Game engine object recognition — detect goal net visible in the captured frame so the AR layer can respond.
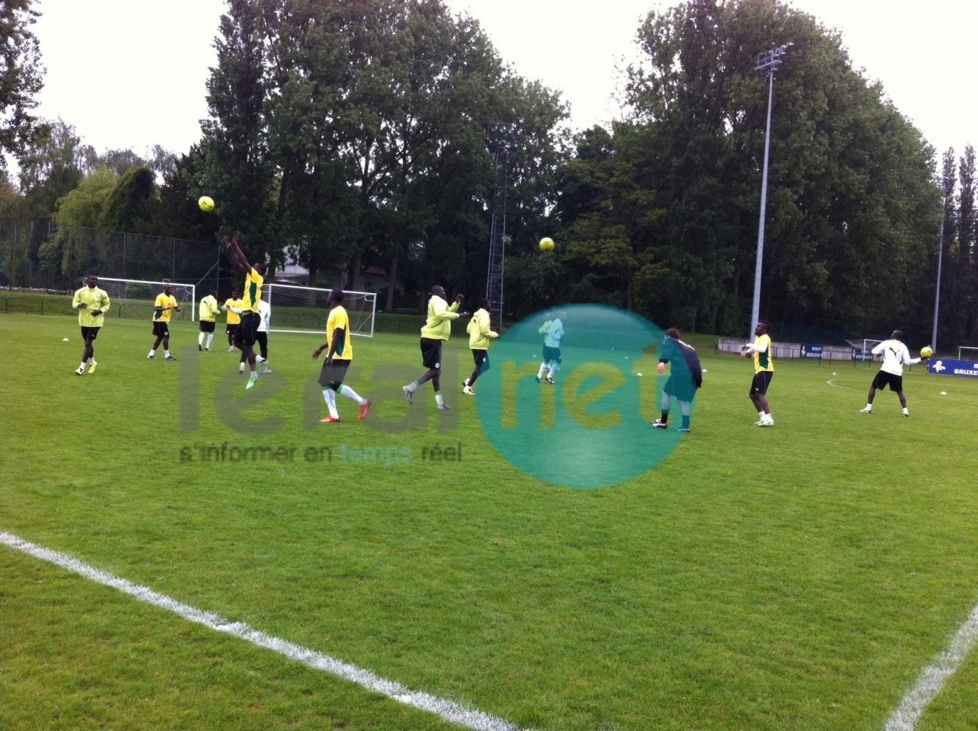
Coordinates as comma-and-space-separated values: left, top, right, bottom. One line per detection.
264, 283, 376, 337
97, 277, 196, 322
845, 338, 882, 363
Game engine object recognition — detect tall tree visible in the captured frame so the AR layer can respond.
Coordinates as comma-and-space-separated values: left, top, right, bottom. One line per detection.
622, 0, 938, 334
0, 0, 46, 170
38, 167, 117, 286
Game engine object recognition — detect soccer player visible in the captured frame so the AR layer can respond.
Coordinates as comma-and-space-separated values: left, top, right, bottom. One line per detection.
536, 312, 565, 384
463, 298, 498, 395
147, 283, 181, 361
256, 298, 271, 373
650, 328, 702, 432
225, 232, 267, 390
860, 330, 926, 417
240, 297, 272, 374
742, 320, 774, 426
223, 289, 241, 352
313, 289, 370, 423
197, 290, 220, 351
71, 275, 110, 375
403, 285, 469, 410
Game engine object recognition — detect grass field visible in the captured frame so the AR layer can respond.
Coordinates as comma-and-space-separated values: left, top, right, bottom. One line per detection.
2, 311, 978, 731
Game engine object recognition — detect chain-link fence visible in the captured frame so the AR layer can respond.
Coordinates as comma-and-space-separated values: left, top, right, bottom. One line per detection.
0, 220, 227, 297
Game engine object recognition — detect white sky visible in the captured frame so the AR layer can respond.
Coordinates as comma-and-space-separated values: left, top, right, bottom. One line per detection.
30, 0, 978, 161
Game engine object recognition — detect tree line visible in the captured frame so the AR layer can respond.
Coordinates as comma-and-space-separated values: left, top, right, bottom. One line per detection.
2, 0, 976, 348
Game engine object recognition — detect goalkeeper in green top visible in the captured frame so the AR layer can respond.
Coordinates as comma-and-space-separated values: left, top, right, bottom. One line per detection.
71, 275, 111, 375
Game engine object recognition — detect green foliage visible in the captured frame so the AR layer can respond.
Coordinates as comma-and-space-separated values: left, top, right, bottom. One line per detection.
0, 0, 47, 170
39, 167, 118, 284
200, 0, 568, 303
98, 165, 158, 235
619, 0, 939, 334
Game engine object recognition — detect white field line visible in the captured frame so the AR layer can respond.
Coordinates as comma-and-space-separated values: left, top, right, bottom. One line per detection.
883, 600, 978, 731
0, 531, 524, 731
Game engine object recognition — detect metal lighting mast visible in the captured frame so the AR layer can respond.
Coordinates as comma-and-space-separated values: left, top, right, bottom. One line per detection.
486, 123, 518, 331
750, 43, 792, 336
932, 173, 952, 350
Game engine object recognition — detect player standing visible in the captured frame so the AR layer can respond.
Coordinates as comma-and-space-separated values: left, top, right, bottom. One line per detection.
223, 289, 241, 352
313, 289, 370, 422
860, 330, 925, 417
743, 320, 774, 426
197, 290, 220, 351
72, 275, 110, 375
147, 283, 181, 361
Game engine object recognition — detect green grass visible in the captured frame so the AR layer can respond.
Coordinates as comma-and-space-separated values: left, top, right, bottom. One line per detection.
2, 312, 978, 730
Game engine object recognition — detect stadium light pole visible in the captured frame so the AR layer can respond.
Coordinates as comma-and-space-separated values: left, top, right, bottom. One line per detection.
750, 43, 792, 336
931, 174, 951, 351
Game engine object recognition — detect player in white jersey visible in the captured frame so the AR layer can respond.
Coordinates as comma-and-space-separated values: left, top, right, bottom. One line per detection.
860, 330, 928, 417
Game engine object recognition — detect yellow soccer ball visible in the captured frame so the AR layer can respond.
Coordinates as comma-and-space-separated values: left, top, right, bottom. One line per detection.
920, 346, 933, 358
539, 237, 555, 252
198, 195, 215, 213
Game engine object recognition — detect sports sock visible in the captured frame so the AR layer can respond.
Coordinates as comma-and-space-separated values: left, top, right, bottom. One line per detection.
660, 410, 669, 423
206, 333, 214, 349
435, 392, 445, 406
198, 333, 205, 346
340, 384, 366, 405
148, 349, 155, 357
323, 388, 339, 419
681, 415, 691, 429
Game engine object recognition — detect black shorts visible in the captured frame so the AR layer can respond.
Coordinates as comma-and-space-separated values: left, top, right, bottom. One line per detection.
81, 326, 100, 342
664, 374, 697, 403
872, 370, 903, 392
226, 323, 239, 337
318, 359, 350, 390
420, 337, 443, 370
750, 371, 774, 396
472, 349, 489, 368
542, 345, 562, 364
152, 321, 169, 338
199, 320, 216, 333
235, 313, 259, 347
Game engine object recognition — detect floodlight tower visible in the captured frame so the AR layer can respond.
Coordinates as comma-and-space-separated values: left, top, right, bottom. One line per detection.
486, 122, 519, 331
750, 43, 792, 336
931, 173, 953, 350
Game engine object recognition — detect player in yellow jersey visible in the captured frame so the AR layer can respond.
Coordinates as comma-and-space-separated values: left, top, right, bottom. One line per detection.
197, 290, 220, 351
222, 289, 241, 352
742, 320, 775, 427
402, 284, 469, 410
147, 284, 181, 360
463, 298, 498, 395
312, 289, 371, 422
225, 232, 268, 389
71, 275, 110, 375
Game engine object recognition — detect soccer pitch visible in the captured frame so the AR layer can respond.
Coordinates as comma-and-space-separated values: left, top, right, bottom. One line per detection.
3, 313, 978, 731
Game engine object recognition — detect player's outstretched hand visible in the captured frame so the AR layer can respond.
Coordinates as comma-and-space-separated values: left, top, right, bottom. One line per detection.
455, 294, 465, 303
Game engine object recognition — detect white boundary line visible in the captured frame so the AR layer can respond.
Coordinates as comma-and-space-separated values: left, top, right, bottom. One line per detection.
883, 601, 978, 730
0, 532, 524, 731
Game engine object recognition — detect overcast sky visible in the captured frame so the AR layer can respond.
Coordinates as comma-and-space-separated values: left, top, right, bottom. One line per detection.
30, 0, 977, 161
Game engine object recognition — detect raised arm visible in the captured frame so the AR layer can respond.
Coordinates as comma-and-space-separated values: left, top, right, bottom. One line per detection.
224, 232, 251, 274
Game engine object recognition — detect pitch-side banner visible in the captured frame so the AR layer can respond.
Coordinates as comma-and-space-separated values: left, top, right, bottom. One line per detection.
928, 359, 978, 377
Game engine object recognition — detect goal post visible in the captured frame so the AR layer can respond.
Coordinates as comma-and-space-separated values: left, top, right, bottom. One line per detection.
845, 338, 882, 365
264, 283, 376, 337
97, 277, 196, 322
957, 346, 978, 360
